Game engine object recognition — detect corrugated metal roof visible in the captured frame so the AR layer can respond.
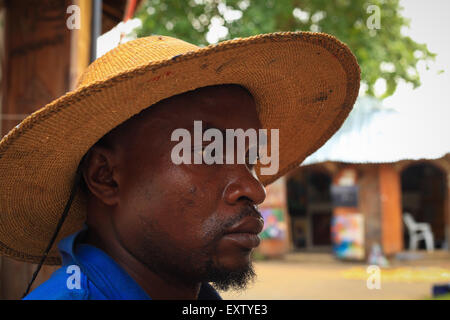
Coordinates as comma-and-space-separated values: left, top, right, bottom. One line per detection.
303, 96, 450, 165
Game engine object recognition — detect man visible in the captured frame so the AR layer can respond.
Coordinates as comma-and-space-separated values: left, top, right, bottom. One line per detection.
0, 32, 360, 300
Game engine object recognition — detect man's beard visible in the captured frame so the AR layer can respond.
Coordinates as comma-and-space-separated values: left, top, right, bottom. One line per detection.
131, 230, 257, 292
132, 206, 259, 292
204, 256, 256, 292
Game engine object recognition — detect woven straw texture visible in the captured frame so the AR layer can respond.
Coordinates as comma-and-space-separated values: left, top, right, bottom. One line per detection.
0, 32, 360, 265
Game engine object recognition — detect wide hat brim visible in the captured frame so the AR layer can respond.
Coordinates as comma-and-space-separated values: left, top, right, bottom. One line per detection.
0, 32, 360, 265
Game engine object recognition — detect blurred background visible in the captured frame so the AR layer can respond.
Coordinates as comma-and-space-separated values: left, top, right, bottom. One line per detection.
0, 0, 449, 299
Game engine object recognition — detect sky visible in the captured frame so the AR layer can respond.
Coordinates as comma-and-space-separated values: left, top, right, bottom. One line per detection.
305, 0, 450, 164
367, 0, 450, 161
384, 0, 450, 119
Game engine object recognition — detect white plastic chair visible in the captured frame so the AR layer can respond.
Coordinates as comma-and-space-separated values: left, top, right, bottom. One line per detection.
403, 212, 434, 251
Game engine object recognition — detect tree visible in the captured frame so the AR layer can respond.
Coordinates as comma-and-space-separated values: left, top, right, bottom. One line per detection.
135, 0, 435, 98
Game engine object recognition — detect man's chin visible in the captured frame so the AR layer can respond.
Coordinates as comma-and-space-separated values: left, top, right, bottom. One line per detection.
205, 259, 256, 292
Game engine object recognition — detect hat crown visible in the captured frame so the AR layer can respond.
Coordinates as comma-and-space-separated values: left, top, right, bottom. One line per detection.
77, 35, 199, 88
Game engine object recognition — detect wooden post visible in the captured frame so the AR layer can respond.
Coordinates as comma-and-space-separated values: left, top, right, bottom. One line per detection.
379, 164, 403, 255
358, 165, 382, 260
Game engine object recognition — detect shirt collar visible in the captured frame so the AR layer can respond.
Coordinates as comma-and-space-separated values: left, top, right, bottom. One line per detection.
58, 225, 151, 299
57, 226, 221, 300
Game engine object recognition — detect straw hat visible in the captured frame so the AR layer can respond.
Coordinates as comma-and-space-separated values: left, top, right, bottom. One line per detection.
0, 32, 360, 265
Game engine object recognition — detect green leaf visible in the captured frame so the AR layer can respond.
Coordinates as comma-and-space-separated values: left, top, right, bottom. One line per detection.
135, 0, 435, 99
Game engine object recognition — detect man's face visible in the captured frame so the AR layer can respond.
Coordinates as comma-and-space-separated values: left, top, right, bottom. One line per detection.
106, 85, 266, 290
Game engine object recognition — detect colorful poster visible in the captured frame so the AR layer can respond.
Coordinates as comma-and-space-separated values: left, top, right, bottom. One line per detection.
260, 208, 287, 240
331, 214, 365, 260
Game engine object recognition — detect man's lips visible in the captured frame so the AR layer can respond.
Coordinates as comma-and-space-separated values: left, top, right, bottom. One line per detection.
222, 216, 264, 249
224, 216, 264, 235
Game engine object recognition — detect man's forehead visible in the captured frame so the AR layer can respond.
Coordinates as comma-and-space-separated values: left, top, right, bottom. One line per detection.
150, 84, 260, 131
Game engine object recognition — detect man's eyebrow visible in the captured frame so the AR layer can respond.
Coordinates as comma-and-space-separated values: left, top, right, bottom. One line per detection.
202, 122, 259, 153
185, 122, 226, 146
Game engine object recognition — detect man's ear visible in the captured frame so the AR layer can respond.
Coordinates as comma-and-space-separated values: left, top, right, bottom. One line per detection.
81, 145, 120, 206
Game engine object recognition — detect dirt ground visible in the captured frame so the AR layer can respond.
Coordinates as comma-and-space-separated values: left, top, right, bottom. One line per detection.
218, 251, 450, 300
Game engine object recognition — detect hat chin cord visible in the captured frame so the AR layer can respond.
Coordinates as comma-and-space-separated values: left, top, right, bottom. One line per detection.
21, 168, 82, 299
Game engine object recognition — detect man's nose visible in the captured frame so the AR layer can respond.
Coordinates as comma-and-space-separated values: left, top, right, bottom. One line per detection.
222, 168, 267, 206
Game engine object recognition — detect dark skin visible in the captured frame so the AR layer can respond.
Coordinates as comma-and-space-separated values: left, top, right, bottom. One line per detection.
81, 85, 266, 299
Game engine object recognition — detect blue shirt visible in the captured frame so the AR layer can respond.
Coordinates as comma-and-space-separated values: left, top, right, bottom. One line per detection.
23, 226, 222, 300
